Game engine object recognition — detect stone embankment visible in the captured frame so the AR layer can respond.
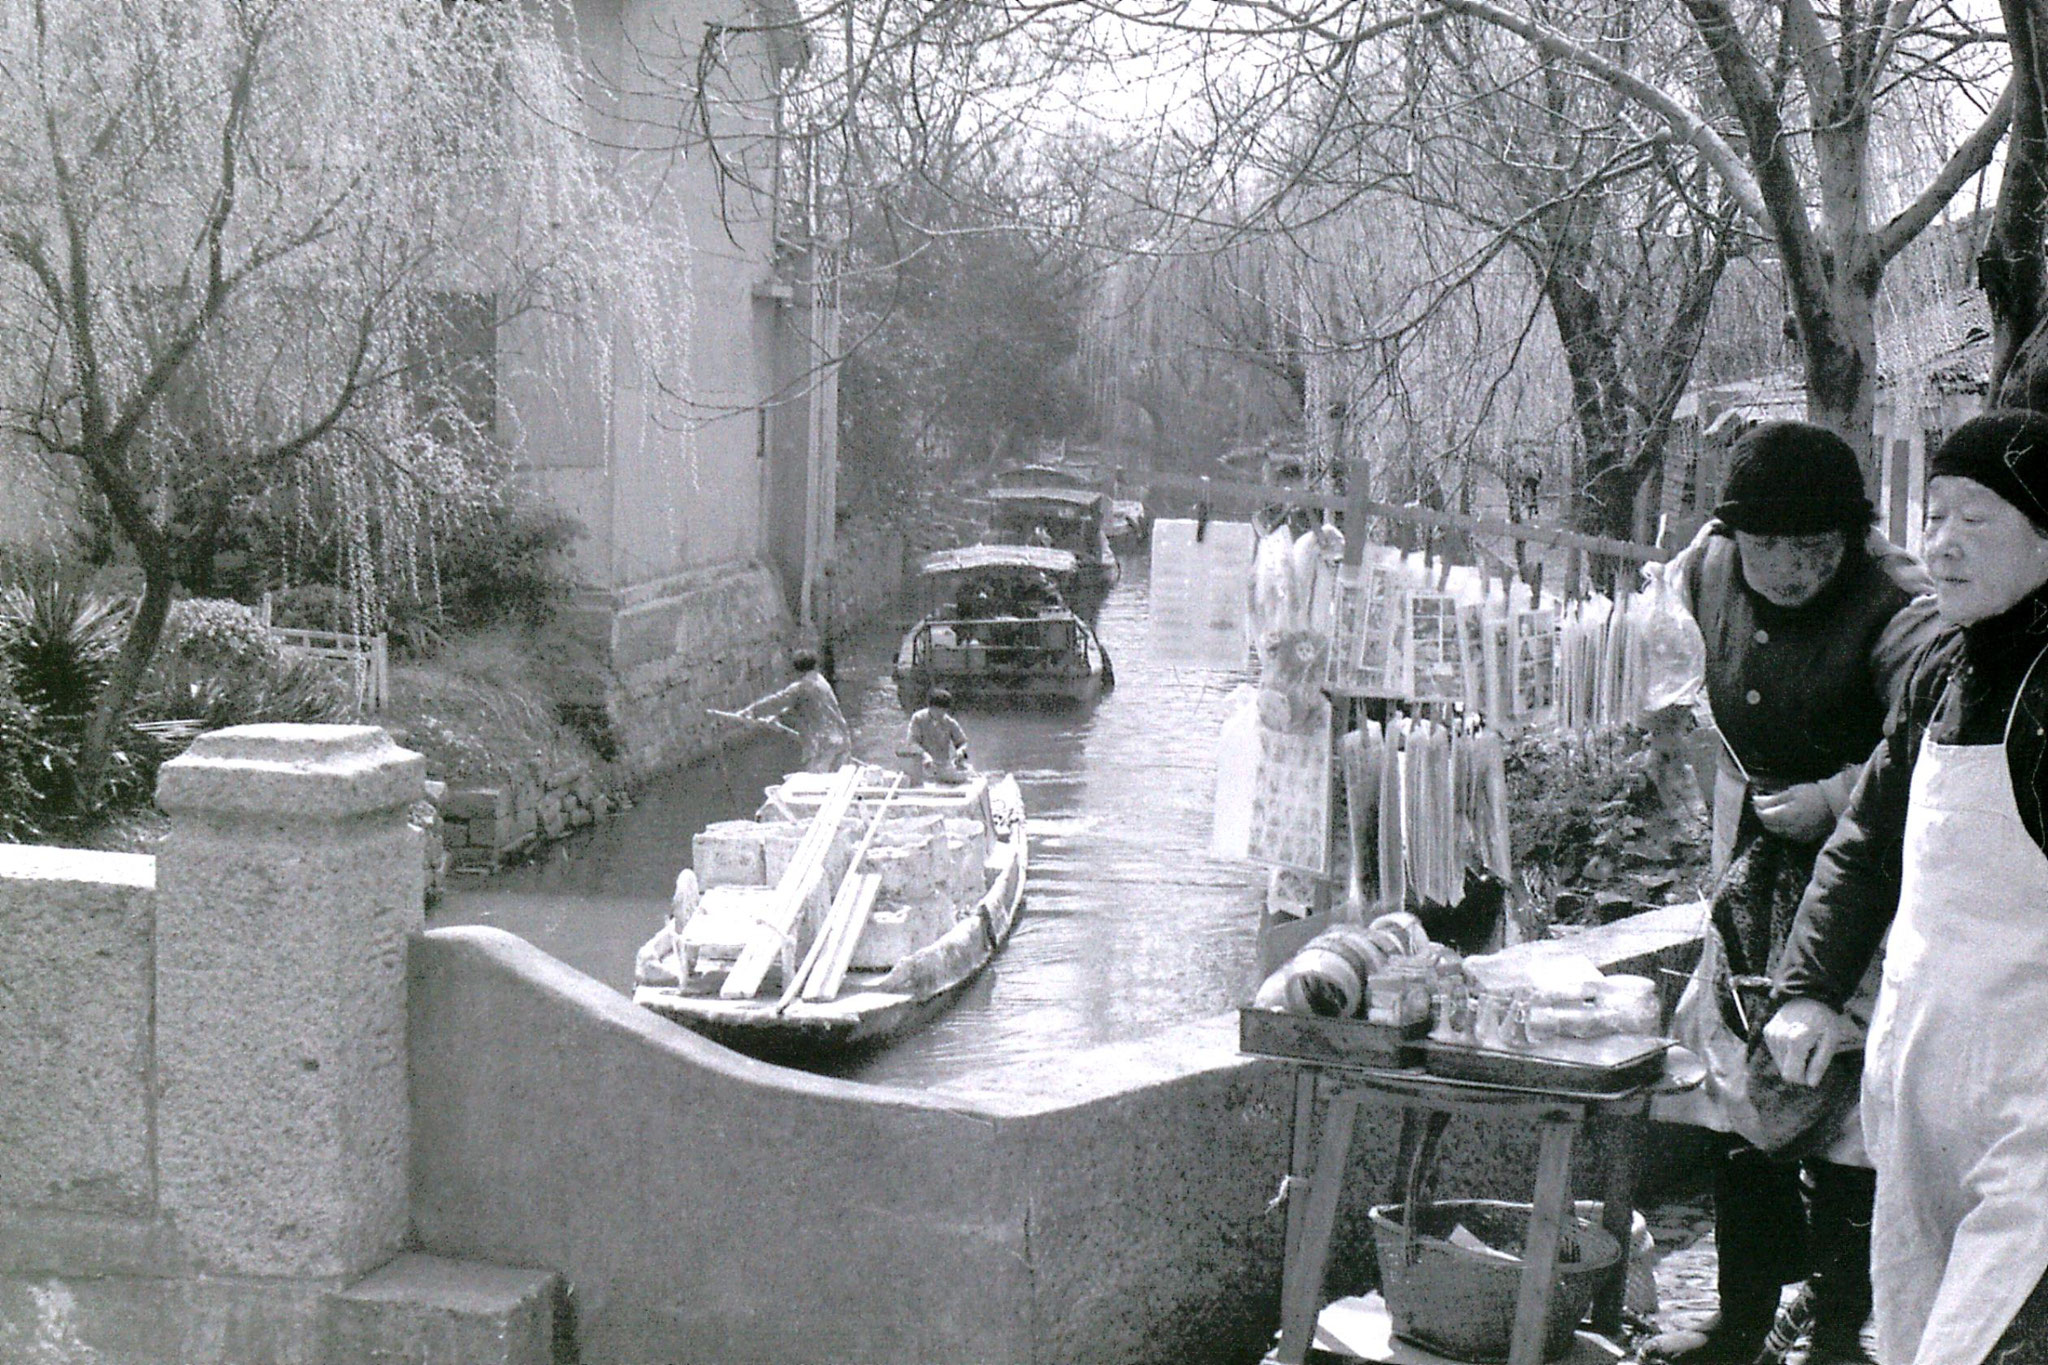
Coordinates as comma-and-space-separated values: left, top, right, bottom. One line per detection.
434, 761, 620, 875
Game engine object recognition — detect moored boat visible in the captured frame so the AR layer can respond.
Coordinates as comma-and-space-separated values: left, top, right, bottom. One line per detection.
891, 545, 1113, 710
633, 764, 1027, 1062
984, 486, 1121, 606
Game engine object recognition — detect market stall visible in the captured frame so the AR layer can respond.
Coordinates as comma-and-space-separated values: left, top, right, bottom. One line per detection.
1147, 462, 1709, 1364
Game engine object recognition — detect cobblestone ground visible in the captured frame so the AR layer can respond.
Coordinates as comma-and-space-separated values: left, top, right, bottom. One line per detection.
1643, 1192, 1722, 1338
1637, 1193, 1880, 1363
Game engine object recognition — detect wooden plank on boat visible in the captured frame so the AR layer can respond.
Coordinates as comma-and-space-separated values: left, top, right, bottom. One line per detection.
808, 873, 883, 1001
722, 765, 861, 999
781, 773, 905, 1006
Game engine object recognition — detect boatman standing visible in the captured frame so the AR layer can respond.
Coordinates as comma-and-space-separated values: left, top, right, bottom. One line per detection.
1767, 410, 2048, 1365
733, 650, 852, 773
907, 687, 973, 783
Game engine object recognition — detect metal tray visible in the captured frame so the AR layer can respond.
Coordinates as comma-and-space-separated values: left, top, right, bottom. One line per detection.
1414, 1033, 1670, 1093
1238, 1007, 1428, 1068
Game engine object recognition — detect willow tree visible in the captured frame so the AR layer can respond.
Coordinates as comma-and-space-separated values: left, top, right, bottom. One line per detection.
0, 0, 692, 803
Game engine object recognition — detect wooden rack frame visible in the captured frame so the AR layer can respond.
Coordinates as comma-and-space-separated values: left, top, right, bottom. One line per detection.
1148, 464, 1668, 568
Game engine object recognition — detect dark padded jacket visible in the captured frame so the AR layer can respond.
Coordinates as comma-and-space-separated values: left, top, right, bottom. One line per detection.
1774, 582, 2048, 1009
1679, 524, 1938, 786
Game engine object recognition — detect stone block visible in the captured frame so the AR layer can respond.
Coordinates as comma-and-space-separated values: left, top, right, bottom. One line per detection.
154, 724, 423, 1280
569, 808, 593, 828
0, 847, 155, 1214
441, 820, 470, 850
442, 788, 507, 822
513, 808, 539, 839
323, 1254, 562, 1365
423, 779, 448, 805
451, 847, 499, 874
864, 841, 936, 906
848, 896, 949, 971
693, 821, 766, 887
0, 1271, 331, 1365
541, 809, 567, 839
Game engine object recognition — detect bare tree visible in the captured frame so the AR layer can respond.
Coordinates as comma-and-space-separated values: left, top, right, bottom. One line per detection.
0, 0, 690, 803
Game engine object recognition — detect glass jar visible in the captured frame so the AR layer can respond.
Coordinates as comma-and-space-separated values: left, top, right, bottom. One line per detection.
1368, 963, 1431, 1026
1430, 980, 1475, 1043
1475, 987, 1530, 1049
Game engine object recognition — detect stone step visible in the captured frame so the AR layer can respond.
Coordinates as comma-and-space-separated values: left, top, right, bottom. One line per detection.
324, 1254, 564, 1365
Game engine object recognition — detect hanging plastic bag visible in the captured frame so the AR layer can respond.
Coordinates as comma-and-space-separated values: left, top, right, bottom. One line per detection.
1634, 567, 1706, 719
1249, 525, 1296, 659
1650, 912, 1752, 1132
1212, 684, 1259, 859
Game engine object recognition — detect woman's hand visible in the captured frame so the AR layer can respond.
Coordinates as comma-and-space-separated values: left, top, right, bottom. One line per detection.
1752, 781, 1835, 841
1764, 997, 1848, 1086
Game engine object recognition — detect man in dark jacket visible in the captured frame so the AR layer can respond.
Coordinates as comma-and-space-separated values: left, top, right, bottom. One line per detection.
1648, 420, 1939, 1365
1768, 411, 2048, 1365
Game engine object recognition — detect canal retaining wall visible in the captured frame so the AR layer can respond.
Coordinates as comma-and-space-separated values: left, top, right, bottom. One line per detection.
1, 720, 1704, 1364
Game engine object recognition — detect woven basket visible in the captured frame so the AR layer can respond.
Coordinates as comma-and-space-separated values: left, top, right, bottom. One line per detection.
1368, 1199, 1622, 1363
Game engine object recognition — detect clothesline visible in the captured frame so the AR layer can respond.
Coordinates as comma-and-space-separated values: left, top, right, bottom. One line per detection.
1146, 467, 1670, 567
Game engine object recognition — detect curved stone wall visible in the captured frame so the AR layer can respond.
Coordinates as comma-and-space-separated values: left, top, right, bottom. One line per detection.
408, 927, 1291, 1364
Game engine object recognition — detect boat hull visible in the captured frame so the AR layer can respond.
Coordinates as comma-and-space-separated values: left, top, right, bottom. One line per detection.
635, 775, 1028, 1065
891, 613, 1111, 711
892, 663, 1103, 711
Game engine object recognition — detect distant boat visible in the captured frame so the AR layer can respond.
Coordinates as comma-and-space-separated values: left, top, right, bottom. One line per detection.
634, 765, 1028, 1062
983, 485, 1122, 607
993, 460, 1150, 550
891, 545, 1113, 710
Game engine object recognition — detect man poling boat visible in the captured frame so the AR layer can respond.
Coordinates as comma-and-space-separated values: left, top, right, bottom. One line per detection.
714, 650, 852, 773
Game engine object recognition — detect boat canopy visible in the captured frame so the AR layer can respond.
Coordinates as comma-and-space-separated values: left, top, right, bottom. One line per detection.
985, 486, 1110, 511
919, 544, 1079, 577
993, 464, 1102, 492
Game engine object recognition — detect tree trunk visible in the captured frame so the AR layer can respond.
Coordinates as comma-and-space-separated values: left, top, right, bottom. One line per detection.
1989, 0, 2048, 407
1542, 268, 1642, 547
1798, 274, 1879, 477
73, 561, 175, 811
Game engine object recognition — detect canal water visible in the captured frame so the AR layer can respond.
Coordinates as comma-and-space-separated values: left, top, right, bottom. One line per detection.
428, 553, 1267, 1088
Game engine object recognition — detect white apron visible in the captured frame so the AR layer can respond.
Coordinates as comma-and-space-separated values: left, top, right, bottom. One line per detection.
1864, 649, 2048, 1365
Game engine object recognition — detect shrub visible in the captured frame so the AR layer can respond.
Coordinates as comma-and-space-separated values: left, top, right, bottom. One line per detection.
160, 598, 282, 671
0, 572, 129, 723
431, 497, 582, 633
265, 584, 349, 632
134, 599, 351, 732
0, 672, 63, 841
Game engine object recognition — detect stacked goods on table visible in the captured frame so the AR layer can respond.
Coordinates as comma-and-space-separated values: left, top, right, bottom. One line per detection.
1250, 910, 1452, 1023
1244, 914, 1668, 1087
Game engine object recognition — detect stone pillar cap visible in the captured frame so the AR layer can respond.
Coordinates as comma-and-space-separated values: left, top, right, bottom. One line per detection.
156, 724, 425, 821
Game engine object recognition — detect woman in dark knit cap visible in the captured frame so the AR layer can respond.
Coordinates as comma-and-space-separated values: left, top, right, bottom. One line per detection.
1647, 419, 1941, 1365
1768, 410, 2048, 1365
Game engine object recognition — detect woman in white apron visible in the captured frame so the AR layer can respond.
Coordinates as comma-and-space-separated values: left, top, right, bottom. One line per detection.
1767, 410, 2048, 1365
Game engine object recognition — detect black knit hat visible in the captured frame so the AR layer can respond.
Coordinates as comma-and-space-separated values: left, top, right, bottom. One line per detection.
1714, 420, 1875, 535
1928, 410, 2048, 531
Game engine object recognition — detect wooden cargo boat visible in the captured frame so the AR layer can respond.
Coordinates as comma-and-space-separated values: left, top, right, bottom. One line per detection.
633, 765, 1028, 1062
891, 545, 1113, 710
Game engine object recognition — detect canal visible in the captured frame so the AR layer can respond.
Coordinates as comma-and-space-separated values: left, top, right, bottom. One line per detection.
428, 552, 1268, 1088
